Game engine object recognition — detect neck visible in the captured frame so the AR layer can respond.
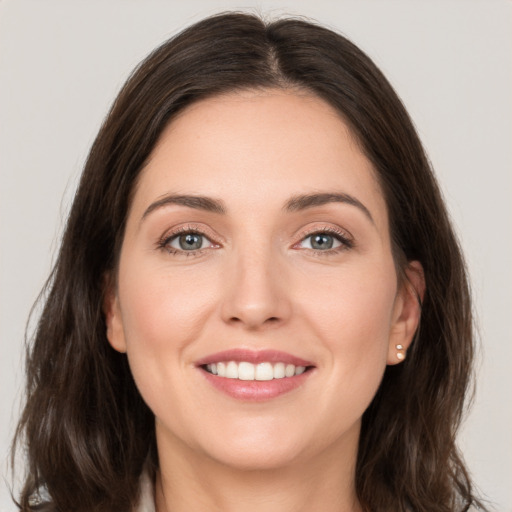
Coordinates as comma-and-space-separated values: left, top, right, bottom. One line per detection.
154, 425, 362, 512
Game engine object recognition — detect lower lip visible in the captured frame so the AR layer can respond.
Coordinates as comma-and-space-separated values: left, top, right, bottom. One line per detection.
199, 368, 313, 401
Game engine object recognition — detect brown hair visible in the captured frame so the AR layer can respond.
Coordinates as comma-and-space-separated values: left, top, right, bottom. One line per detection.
12, 12, 484, 512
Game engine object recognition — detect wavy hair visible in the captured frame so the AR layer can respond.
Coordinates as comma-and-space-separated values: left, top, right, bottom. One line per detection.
12, 12, 484, 512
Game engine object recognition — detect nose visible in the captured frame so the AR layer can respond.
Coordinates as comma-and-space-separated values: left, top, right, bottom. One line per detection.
220, 244, 292, 330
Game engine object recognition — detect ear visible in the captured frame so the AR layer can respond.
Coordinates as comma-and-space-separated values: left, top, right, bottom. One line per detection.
102, 274, 127, 353
387, 260, 425, 365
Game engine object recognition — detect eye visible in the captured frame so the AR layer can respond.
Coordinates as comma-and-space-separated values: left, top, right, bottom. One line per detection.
157, 226, 218, 256
300, 233, 342, 250
168, 232, 210, 251
296, 228, 353, 253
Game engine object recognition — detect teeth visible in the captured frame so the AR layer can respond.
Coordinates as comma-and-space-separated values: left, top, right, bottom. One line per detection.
226, 361, 238, 379
205, 361, 308, 380
216, 362, 226, 377
273, 362, 285, 379
285, 364, 295, 377
255, 362, 273, 381
238, 362, 255, 380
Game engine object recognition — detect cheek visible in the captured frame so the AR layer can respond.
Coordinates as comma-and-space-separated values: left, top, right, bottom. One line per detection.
297, 256, 397, 394
116, 257, 221, 407
119, 259, 218, 350
301, 256, 397, 339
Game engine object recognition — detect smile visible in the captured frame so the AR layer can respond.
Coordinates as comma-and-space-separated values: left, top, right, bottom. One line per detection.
204, 361, 307, 380
196, 349, 315, 401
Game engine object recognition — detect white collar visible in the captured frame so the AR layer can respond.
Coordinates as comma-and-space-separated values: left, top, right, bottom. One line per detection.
133, 469, 481, 512
134, 469, 156, 512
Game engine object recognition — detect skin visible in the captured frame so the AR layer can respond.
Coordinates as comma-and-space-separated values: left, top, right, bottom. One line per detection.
105, 89, 424, 512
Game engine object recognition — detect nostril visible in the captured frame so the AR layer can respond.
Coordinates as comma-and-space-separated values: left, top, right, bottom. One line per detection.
228, 315, 281, 326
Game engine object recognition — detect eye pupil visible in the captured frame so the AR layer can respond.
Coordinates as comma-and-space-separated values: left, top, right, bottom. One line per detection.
179, 233, 202, 250
311, 234, 333, 250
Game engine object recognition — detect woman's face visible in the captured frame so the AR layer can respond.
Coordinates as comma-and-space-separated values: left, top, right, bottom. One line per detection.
105, 89, 421, 471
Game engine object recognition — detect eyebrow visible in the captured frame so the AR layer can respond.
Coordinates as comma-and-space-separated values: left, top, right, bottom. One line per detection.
283, 192, 374, 223
142, 194, 227, 219
141, 191, 374, 223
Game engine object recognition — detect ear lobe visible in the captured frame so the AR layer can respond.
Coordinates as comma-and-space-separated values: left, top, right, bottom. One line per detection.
387, 260, 425, 365
103, 274, 127, 354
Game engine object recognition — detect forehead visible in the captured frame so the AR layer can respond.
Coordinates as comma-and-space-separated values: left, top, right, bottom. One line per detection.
132, 89, 388, 231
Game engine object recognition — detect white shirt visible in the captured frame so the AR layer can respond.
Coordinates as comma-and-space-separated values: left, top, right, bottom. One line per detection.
133, 471, 480, 512
134, 470, 156, 512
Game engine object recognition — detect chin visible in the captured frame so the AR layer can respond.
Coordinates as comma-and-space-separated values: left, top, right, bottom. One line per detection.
206, 440, 306, 472
195, 419, 316, 471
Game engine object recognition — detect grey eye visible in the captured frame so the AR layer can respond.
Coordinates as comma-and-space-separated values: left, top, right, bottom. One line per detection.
169, 233, 209, 251
300, 233, 342, 250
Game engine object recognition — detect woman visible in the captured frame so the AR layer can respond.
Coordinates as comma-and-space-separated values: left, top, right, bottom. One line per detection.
12, 12, 485, 512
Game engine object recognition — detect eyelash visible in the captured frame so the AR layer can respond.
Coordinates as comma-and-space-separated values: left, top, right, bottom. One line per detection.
156, 225, 217, 257
296, 226, 354, 256
156, 224, 354, 257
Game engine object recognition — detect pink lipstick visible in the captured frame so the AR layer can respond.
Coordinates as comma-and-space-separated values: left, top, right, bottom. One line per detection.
196, 349, 315, 401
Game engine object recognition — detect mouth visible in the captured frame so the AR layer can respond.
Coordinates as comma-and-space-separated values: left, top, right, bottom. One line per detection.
202, 361, 311, 380
195, 349, 315, 401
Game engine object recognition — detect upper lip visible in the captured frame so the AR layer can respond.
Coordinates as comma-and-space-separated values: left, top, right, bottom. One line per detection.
195, 349, 314, 367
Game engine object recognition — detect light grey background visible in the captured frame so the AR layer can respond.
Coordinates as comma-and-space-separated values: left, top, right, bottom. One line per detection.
1, 0, 511, 510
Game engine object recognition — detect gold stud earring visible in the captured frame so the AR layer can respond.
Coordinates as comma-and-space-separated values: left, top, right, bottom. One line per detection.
396, 344, 405, 361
